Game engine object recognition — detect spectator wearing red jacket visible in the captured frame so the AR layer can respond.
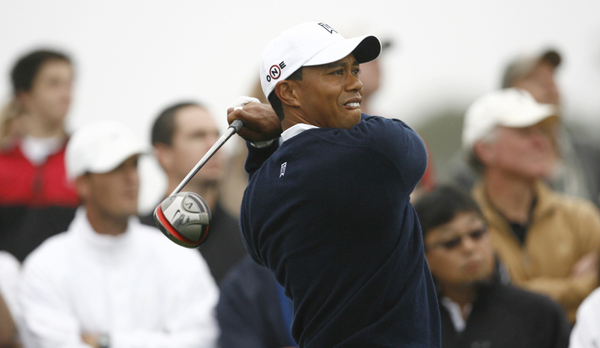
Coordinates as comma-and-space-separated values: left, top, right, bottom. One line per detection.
0, 49, 79, 261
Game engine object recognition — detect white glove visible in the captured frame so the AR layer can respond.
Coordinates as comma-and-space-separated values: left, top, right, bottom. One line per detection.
230, 96, 274, 148
231, 96, 261, 110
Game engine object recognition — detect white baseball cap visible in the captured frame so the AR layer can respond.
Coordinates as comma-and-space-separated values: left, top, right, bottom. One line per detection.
462, 88, 558, 151
260, 21, 382, 99
66, 120, 148, 181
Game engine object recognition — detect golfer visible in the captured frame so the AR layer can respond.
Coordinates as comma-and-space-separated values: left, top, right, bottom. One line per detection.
228, 21, 440, 347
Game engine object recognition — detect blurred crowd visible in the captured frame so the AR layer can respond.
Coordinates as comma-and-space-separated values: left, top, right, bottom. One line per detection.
1, 23, 600, 348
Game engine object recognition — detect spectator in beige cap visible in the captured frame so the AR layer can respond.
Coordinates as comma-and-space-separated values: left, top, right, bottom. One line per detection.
454, 49, 600, 207
502, 49, 600, 208
463, 87, 600, 323
501, 49, 561, 104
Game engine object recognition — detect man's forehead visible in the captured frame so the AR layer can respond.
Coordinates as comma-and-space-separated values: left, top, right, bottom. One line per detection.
174, 106, 217, 129
429, 212, 484, 237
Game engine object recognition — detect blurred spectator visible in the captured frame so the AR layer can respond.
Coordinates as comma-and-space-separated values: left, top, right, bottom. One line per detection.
453, 49, 600, 207
19, 121, 219, 348
463, 88, 600, 322
414, 185, 570, 347
140, 102, 247, 284
0, 251, 20, 347
0, 292, 18, 348
217, 256, 295, 348
570, 286, 600, 347
0, 49, 79, 261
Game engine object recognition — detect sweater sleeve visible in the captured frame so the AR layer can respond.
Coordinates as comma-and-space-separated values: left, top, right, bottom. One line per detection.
350, 115, 427, 191
517, 274, 598, 325
19, 247, 91, 348
244, 140, 280, 180
518, 200, 600, 321
110, 249, 219, 348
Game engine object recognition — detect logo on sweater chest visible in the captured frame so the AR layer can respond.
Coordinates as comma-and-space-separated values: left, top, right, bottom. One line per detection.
280, 162, 287, 178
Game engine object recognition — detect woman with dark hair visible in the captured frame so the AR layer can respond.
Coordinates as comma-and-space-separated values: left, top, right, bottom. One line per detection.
0, 49, 79, 262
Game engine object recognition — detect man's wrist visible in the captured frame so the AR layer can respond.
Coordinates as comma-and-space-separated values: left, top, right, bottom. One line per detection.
97, 333, 110, 348
250, 139, 276, 148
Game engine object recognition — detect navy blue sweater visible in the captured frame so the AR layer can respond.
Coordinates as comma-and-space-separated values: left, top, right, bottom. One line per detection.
240, 114, 441, 347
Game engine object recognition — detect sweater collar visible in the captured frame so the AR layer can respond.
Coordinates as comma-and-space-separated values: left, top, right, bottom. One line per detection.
280, 123, 318, 143
70, 207, 137, 251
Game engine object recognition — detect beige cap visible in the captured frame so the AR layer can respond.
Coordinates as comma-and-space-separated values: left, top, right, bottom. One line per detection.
501, 49, 561, 88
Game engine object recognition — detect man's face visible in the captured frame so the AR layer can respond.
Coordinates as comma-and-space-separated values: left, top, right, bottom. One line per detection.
425, 211, 494, 289
478, 119, 556, 180
19, 59, 73, 123
512, 61, 560, 106
165, 106, 223, 185
78, 155, 140, 219
295, 54, 364, 129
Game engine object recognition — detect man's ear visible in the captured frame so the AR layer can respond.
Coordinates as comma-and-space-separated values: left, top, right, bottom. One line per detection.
154, 144, 173, 172
473, 140, 494, 167
15, 91, 31, 113
275, 81, 301, 108
74, 175, 90, 202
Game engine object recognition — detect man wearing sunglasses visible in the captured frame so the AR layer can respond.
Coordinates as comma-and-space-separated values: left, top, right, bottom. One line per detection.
415, 185, 570, 348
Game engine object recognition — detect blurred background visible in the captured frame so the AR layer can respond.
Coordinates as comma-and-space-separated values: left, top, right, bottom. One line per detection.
2, 0, 600, 212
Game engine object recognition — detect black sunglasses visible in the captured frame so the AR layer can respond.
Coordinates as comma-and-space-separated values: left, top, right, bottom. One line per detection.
428, 227, 488, 251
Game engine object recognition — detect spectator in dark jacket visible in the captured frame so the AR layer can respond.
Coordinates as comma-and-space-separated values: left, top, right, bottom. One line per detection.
139, 101, 247, 284
414, 185, 571, 348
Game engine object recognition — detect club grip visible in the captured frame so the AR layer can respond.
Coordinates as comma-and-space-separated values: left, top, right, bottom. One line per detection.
230, 119, 244, 133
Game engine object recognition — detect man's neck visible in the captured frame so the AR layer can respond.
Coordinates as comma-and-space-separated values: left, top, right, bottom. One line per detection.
22, 113, 66, 139
86, 206, 129, 236
440, 284, 476, 320
166, 180, 218, 211
483, 170, 537, 224
281, 110, 313, 131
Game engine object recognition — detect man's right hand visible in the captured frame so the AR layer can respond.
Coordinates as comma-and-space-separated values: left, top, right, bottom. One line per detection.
570, 251, 599, 277
227, 102, 282, 143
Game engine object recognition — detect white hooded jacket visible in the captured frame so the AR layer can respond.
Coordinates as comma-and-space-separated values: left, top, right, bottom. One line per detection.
19, 208, 219, 348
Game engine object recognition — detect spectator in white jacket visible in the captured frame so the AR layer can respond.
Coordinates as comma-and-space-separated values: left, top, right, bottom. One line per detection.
0, 251, 20, 347
570, 287, 600, 348
18, 120, 219, 348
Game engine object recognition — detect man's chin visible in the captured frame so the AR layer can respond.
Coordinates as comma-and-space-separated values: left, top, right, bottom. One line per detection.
342, 111, 362, 129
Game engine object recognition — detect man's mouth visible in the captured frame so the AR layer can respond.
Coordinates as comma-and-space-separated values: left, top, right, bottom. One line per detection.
344, 99, 362, 109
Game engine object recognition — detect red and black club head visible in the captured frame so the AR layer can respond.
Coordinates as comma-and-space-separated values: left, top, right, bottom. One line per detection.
154, 192, 211, 248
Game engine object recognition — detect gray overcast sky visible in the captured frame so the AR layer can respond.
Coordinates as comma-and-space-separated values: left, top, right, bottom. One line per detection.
2, 0, 600, 133
2, 0, 600, 209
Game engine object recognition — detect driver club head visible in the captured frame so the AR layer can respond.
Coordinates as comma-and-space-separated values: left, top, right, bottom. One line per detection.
153, 192, 212, 248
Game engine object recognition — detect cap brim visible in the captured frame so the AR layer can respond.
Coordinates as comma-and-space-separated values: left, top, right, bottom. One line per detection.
88, 142, 148, 174
303, 35, 381, 67
501, 104, 558, 128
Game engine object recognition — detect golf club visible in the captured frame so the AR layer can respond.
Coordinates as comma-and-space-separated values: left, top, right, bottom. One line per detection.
153, 119, 244, 248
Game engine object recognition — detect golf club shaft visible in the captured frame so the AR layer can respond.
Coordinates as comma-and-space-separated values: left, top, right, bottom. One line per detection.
170, 119, 244, 196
